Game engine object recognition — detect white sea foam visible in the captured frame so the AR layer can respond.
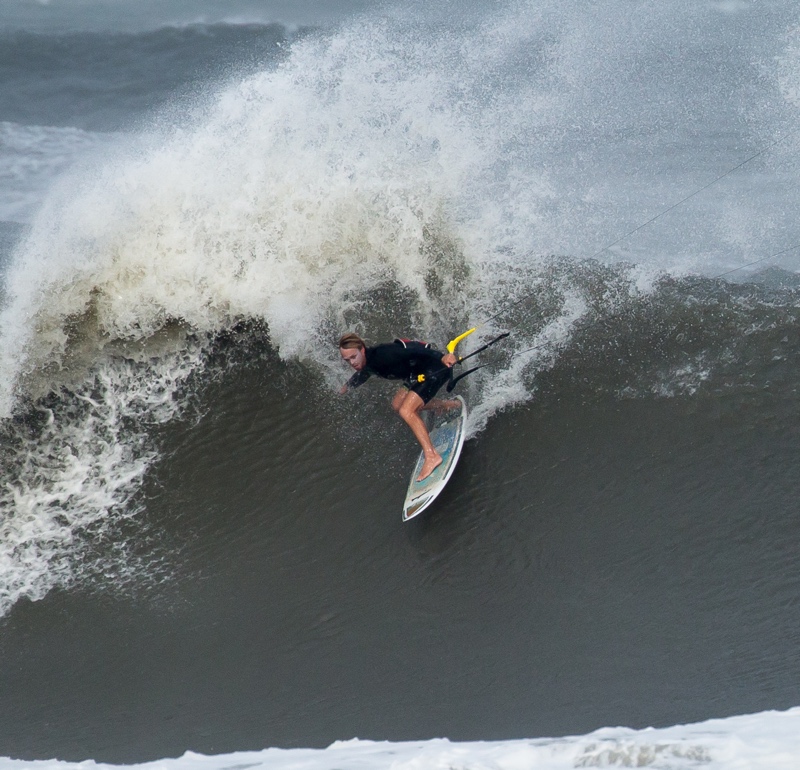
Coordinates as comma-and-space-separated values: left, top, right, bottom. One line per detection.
1, 708, 798, 769
0, 13, 547, 416
0, 342, 203, 616
466, 290, 588, 436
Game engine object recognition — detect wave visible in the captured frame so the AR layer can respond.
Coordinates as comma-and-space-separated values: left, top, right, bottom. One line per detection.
1, 0, 800, 615
0, 122, 115, 224
0, 23, 295, 132
1, 707, 798, 768
0, 0, 343, 34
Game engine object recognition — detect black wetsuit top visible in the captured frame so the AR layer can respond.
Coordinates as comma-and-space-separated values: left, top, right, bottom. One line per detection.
346, 341, 449, 395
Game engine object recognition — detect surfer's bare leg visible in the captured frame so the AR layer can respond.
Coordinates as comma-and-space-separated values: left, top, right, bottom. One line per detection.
422, 397, 461, 415
393, 390, 443, 481
394, 391, 459, 415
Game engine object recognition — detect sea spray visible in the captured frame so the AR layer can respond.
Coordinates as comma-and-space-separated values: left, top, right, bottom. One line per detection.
0, 13, 528, 614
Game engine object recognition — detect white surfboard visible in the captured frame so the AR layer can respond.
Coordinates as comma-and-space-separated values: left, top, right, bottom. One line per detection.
402, 396, 467, 522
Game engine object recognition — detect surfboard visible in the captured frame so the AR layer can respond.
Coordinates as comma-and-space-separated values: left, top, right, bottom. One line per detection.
402, 396, 467, 522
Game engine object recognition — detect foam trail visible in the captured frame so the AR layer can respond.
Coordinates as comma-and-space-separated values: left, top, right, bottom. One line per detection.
467, 290, 588, 436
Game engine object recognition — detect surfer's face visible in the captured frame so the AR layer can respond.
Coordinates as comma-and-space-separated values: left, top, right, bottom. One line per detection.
340, 345, 366, 371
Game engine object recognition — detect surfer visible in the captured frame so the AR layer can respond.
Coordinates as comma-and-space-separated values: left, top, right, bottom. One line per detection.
338, 333, 460, 481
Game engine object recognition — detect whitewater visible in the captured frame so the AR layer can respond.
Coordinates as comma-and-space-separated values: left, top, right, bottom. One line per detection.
3, 709, 800, 768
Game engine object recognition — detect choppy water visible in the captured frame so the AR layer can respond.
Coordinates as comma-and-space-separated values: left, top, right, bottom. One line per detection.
1, 0, 800, 763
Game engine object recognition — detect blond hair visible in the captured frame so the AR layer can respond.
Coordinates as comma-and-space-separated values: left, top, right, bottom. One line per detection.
338, 333, 365, 350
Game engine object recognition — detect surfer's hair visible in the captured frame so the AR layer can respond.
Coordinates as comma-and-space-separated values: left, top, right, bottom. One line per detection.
338, 333, 365, 350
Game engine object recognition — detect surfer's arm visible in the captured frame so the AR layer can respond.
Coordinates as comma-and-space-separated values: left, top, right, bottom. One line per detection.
441, 353, 457, 367
340, 369, 371, 394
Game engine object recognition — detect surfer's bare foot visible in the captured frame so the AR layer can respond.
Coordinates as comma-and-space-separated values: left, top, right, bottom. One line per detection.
417, 453, 443, 481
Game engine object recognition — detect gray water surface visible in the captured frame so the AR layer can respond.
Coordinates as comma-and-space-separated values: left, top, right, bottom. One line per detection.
1, 361, 798, 762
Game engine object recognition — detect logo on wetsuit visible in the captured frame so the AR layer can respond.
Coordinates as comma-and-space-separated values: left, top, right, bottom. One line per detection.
394, 338, 432, 349
394, 339, 433, 381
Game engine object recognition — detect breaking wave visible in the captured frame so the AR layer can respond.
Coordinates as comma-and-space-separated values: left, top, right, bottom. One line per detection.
1, 0, 800, 615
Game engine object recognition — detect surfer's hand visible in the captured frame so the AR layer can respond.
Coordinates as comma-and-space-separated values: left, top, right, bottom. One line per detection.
442, 353, 457, 367
339, 384, 349, 395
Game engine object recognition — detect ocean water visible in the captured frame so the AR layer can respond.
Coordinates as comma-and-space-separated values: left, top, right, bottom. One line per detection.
1, 0, 800, 765
3, 709, 800, 769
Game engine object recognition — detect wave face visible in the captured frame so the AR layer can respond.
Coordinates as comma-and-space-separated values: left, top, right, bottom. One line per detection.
0, 0, 800, 746
0, 0, 798, 611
